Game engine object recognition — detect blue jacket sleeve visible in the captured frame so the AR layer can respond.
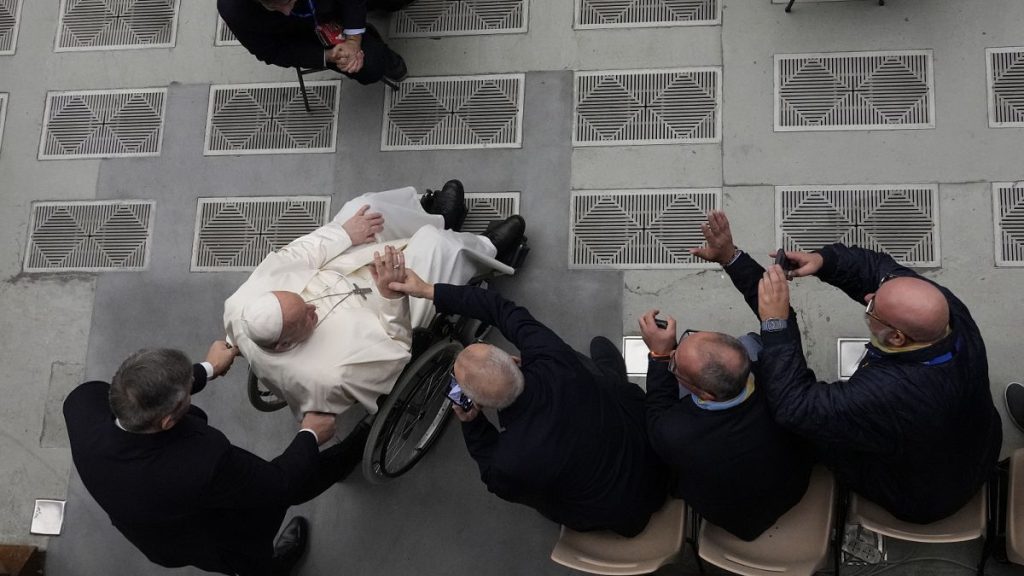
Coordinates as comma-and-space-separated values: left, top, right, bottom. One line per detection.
815, 244, 916, 306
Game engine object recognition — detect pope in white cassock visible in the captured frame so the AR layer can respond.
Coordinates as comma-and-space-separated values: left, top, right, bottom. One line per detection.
223, 185, 524, 419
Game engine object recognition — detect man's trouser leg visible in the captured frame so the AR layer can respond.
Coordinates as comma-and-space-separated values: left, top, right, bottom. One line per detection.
339, 26, 402, 85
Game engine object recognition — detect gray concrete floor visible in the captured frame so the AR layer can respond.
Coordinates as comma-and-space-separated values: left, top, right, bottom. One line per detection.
1, 0, 1024, 575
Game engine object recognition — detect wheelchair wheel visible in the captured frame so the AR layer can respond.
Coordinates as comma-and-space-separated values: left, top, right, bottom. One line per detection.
247, 369, 288, 412
362, 339, 463, 484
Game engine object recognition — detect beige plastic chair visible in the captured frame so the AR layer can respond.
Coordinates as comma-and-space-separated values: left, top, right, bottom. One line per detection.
697, 466, 836, 576
549, 499, 687, 575
849, 485, 989, 574
1009, 448, 1024, 565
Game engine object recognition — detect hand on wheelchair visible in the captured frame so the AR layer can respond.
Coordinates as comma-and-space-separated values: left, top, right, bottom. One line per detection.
387, 268, 434, 301
452, 402, 480, 422
371, 245, 407, 299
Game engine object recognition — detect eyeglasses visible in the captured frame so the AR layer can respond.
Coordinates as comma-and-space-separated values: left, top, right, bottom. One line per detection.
863, 273, 910, 340
666, 329, 700, 377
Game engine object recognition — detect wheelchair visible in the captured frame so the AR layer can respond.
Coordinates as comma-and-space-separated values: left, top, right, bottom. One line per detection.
246, 240, 529, 484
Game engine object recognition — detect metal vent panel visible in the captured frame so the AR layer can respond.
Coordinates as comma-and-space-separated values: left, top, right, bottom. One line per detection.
391, 0, 527, 37
775, 50, 935, 131
191, 196, 331, 271
382, 74, 524, 150
215, 17, 240, 46
0, 93, 7, 154
993, 183, 1024, 267
25, 200, 155, 272
39, 88, 167, 159
574, 68, 721, 146
575, 0, 719, 29
987, 48, 1024, 128
462, 192, 520, 235
55, 0, 180, 52
205, 81, 341, 156
0, 0, 24, 55
776, 185, 940, 267
570, 188, 721, 269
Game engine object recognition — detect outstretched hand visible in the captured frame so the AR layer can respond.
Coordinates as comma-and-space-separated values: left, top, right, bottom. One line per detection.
638, 309, 677, 356
769, 249, 823, 279
758, 265, 791, 321
387, 268, 435, 301
342, 205, 384, 245
689, 210, 737, 265
205, 340, 240, 379
370, 245, 406, 299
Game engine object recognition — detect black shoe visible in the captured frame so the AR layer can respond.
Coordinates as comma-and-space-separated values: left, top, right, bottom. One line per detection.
1005, 382, 1024, 433
483, 215, 526, 265
383, 51, 408, 83
272, 516, 308, 575
422, 180, 467, 231
590, 336, 628, 382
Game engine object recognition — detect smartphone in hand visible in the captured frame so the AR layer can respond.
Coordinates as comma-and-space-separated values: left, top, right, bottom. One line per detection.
447, 379, 474, 411
775, 249, 795, 272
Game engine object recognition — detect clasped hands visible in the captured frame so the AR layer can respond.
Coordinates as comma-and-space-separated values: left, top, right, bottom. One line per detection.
325, 35, 364, 74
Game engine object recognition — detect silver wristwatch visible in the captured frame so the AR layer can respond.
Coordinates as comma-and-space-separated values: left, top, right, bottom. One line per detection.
761, 318, 788, 332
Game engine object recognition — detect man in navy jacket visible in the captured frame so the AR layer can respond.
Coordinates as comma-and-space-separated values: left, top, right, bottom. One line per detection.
389, 271, 668, 536
218, 0, 409, 85
760, 232, 1002, 523
64, 343, 367, 576
638, 210, 814, 541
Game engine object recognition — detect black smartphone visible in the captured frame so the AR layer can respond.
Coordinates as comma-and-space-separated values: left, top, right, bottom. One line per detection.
447, 379, 474, 411
775, 249, 794, 272
654, 318, 668, 329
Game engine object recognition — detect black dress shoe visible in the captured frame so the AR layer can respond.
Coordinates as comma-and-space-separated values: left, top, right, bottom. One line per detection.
383, 51, 408, 83
429, 180, 468, 231
1006, 382, 1024, 433
272, 516, 309, 575
483, 215, 526, 265
590, 336, 628, 382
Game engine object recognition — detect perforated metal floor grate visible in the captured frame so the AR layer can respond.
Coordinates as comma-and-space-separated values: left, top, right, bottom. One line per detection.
0, 0, 23, 55
55, 0, 180, 51
570, 189, 721, 269
0, 93, 7, 154
191, 197, 331, 271
575, 0, 718, 29
382, 74, 524, 150
205, 81, 341, 156
391, 0, 527, 37
993, 183, 1024, 267
574, 68, 721, 146
987, 48, 1024, 128
39, 88, 167, 159
775, 50, 934, 131
25, 200, 155, 272
215, 17, 240, 46
776, 185, 940, 267
462, 192, 520, 235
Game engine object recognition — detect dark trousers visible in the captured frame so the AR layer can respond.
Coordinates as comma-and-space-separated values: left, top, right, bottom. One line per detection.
331, 24, 401, 85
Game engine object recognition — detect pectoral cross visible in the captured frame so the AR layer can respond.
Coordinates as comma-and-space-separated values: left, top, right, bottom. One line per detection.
350, 283, 372, 300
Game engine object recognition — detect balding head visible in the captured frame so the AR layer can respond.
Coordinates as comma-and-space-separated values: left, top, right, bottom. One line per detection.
671, 332, 751, 401
453, 343, 524, 409
868, 276, 949, 345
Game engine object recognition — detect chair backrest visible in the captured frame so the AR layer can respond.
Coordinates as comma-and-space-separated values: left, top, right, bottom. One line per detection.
849, 486, 987, 543
1007, 448, 1024, 565
697, 466, 836, 576
549, 499, 686, 576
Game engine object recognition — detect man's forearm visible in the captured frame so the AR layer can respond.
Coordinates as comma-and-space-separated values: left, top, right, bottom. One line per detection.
815, 244, 914, 304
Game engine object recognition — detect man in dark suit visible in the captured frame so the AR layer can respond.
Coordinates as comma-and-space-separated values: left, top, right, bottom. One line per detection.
637, 210, 815, 541
64, 342, 368, 576
218, 0, 409, 85
389, 263, 668, 537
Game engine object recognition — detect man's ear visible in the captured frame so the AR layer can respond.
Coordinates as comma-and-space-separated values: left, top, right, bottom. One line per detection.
886, 330, 909, 349
159, 414, 177, 431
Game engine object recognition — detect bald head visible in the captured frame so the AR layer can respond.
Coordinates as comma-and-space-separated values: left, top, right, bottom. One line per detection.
672, 332, 751, 401
871, 277, 949, 343
453, 343, 524, 409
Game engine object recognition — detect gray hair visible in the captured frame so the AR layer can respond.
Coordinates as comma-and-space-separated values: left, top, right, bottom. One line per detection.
697, 333, 752, 401
109, 349, 193, 432
462, 346, 524, 410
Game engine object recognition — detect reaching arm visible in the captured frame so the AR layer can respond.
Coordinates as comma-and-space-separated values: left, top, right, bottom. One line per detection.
813, 244, 916, 305
202, 432, 321, 510
461, 416, 522, 501
644, 358, 680, 423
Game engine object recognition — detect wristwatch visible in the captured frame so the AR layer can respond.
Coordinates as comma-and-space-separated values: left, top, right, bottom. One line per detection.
761, 318, 788, 333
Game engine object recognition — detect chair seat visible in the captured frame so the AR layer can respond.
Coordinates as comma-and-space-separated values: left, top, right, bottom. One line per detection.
1008, 448, 1024, 565
698, 466, 836, 576
549, 499, 686, 575
850, 487, 986, 543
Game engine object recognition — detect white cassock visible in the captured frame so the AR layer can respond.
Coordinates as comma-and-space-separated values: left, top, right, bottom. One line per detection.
224, 187, 512, 419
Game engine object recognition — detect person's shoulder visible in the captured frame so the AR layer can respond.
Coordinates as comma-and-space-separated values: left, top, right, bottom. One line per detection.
64, 380, 111, 411
218, 0, 258, 21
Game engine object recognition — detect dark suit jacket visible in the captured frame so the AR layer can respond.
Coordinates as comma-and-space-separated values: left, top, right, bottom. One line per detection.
64, 365, 320, 576
436, 284, 668, 537
218, 0, 367, 69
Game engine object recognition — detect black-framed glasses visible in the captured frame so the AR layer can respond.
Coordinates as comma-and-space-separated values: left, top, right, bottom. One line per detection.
666, 329, 701, 376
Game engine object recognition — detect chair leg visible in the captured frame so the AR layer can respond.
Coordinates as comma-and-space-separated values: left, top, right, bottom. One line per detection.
296, 68, 313, 114
834, 487, 849, 576
978, 534, 991, 575
381, 77, 400, 91
785, 0, 796, 12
